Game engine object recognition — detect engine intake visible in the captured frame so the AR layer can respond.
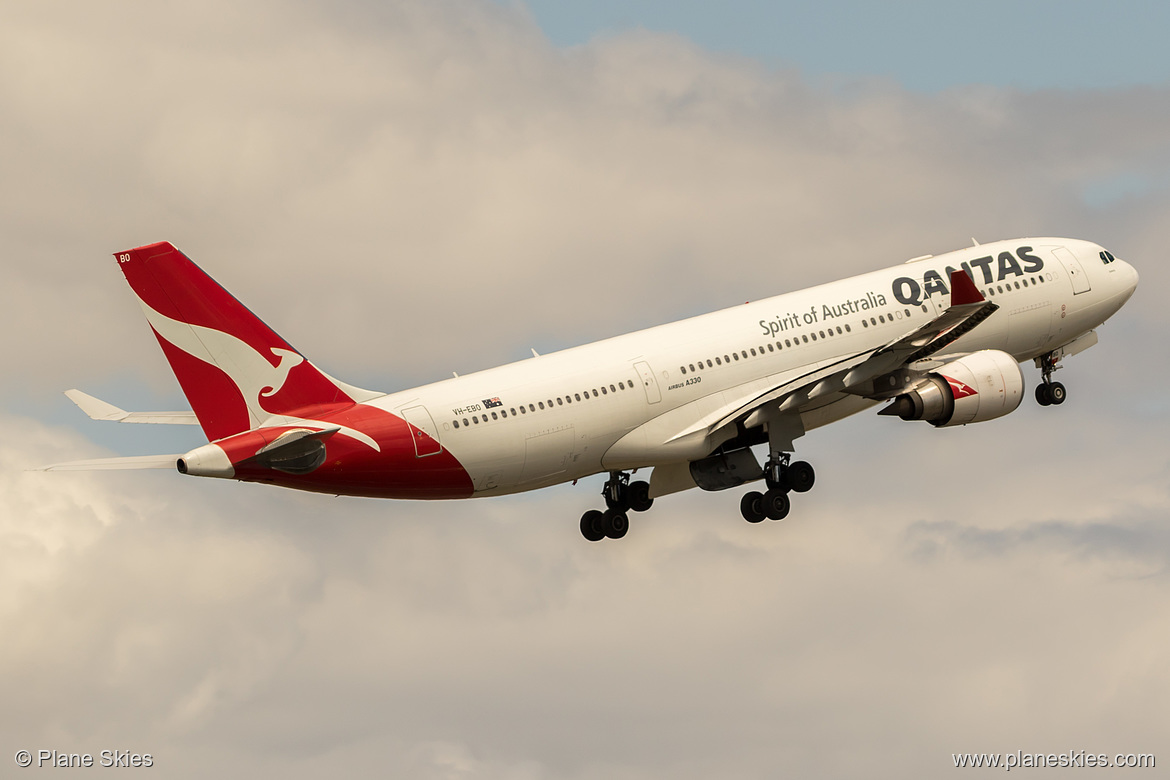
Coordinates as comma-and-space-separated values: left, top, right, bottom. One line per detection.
880, 349, 1023, 427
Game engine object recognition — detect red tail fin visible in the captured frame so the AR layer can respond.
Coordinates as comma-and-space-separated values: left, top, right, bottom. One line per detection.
115, 242, 378, 441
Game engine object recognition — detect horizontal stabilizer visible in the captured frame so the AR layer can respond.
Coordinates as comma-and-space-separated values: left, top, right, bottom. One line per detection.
65, 389, 199, 425
36, 454, 181, 471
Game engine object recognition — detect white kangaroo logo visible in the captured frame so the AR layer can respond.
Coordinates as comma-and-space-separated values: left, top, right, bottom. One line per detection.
138, 301, 380, 451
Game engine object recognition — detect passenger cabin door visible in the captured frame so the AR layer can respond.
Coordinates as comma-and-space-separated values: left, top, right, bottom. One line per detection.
1052, 247, 1091, 295
401, 405, 442, 457
634, 361, 661, 404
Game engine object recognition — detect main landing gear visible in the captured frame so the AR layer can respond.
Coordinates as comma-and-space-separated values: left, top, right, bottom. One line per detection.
580, 470, 654, 541
1034, 351, 1067, 407
739, 454, 816, 524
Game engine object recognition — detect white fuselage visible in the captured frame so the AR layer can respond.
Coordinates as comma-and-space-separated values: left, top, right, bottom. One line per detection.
367, 238, 1137, 496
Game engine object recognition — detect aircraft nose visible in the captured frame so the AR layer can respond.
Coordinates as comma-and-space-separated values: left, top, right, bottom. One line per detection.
1119, 258, 1139, 297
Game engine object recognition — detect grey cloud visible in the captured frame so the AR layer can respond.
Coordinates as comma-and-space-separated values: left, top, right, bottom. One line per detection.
2, 1, 1169, 777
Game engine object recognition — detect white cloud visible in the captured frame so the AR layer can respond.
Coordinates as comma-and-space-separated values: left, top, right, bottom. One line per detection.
1, 1, 1167, 777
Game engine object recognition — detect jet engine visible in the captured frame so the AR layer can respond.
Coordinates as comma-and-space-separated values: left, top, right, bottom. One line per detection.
880, 349, 1024, 427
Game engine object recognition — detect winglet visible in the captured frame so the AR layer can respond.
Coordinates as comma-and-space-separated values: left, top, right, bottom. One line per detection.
949, 268, 985, 306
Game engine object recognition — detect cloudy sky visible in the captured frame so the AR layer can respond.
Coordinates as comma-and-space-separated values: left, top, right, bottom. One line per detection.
3, 1, 1167, 777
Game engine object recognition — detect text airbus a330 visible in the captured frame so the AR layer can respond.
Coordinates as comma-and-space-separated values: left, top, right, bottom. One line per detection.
45, 238, 1138, 541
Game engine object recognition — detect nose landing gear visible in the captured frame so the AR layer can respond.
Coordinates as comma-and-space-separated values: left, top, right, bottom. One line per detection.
1034, 351, 1067, 406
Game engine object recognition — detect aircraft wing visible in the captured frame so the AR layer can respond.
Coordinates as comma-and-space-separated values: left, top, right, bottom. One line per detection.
65, 389, 200, 425
710, 269, 998, 434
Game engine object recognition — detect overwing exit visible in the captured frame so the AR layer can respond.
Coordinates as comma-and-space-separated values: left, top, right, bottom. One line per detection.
44, 238, 1138, 541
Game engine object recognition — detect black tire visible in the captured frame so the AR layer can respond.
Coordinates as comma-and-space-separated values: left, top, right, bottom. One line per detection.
787, 461, 815, 493
580, 510, 605, 542
628, 480, 654, 512
1035, 383, 1052, 406
763, 488, 791, 521
1048, 381, 1066, 405
740, 491, 766, 523
602, 509, 629, 539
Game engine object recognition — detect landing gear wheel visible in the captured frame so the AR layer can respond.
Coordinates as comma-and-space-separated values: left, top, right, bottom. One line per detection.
580, 510, 605, 542
740, 491, 766, 523
763, 488, 790, 521
786, 461, 816, 493
628, 480, 654, 512
1035, 383, 1052, 406
1048, 382, 1066, 405
601, 509, 629, 539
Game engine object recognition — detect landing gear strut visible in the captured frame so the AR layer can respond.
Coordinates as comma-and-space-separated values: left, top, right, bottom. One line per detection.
1034, 351, 1067, 407
580, 471, 653, 541
739, 410, 816, 525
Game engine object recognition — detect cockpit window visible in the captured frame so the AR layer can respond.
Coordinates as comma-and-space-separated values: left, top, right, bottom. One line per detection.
1100, 250, 1117, 264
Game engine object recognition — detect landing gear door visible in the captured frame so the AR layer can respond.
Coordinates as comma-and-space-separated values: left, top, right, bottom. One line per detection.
1052, 247, 1091, 295
401, 405, 442, 457
634, 361, 661, 404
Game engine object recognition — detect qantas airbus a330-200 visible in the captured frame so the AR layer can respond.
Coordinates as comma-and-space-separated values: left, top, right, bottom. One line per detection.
46, 238, 1137, 541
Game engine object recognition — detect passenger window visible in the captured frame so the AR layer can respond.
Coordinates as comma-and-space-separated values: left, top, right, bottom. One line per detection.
520, 406, 526, 414
997, 285, 1004, 294
618, 382, 625, 390
706, 359, 713, 368
785, 339, 792, 347
592, 389, 598, 397
836, 326, 843, 334
689, 363, 696, 372
680, 366, 687, 375
879, 315, 885, 324
557, 398, 563, 406
463, 418, 469, 426
482, 414, 488, 423
453, 420, 459, 429
767, 343, 774, 352
510, 408, 517, 416
811, 333, 817, 341
870, 318, 877, 326
802, 335, 808, 343
750, 348, 757, 356
529, 404, 535, 412
501, 410, 507, 418
610, 385, 616, 392
733, 352, 739, 361
862, 320, 869, 328
601, 386, 607, 395
741, 350, 748, 359
574, 393, 581, 401
1014, 281, 1020, 289
903, 310, 910, 318
472, 417, 479, 424
723, 355, 730, 363
716, 357, 722, 365
491, 412, 498, 420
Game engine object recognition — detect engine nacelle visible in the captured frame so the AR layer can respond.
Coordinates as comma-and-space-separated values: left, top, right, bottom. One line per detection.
880, 349, 1024, 427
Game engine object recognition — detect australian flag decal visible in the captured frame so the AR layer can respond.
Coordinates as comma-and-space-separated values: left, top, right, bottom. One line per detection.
483, 397, 503, 408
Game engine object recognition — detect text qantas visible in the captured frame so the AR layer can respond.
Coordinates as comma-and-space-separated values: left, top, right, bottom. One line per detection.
892, 246, 1045, 305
